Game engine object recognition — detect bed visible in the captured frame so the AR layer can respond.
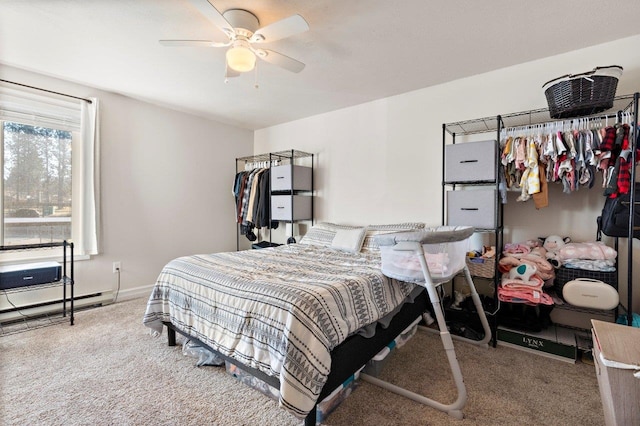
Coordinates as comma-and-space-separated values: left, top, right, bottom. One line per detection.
143, 222, 490, 424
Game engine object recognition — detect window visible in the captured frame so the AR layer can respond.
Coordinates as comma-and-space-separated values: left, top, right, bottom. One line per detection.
0, 84, 99, 257
2, 122, 72, 246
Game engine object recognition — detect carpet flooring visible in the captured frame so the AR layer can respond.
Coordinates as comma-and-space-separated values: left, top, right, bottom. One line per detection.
0, 297, 605, 425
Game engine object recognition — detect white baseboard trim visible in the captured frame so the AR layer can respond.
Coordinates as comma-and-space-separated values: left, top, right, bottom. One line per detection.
0, 284, 154, 323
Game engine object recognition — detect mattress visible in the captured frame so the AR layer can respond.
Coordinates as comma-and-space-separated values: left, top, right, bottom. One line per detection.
142, 244, 416, 418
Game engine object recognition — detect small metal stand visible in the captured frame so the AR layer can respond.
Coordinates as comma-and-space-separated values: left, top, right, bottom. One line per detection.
0, 240, 74, 326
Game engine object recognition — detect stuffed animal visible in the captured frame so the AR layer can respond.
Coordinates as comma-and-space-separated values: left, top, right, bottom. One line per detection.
482, 245, 496, 258
508, 263, 538, 282
540, 235, 571, 264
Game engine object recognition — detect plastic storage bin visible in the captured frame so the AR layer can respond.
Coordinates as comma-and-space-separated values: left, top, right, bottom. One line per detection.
226, 362, 280, 400
363, 316, 420, 377
315, 368, 363, 424
225, 361, 361, 424
378, 226, 474, 284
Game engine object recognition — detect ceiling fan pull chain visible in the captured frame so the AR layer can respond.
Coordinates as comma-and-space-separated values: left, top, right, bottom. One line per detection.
254, 63, 259, 89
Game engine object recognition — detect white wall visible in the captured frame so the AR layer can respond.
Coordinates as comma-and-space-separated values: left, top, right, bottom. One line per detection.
255, 34, 640, 314
3, 34, 639, 315
0, 65, 253, 306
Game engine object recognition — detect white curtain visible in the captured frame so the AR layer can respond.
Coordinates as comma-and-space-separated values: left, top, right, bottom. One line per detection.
0, 83, 100, 255
77, 98, 100, 255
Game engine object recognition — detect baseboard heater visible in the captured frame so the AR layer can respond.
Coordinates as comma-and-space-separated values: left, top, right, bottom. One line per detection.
0, 292, 110, 325
0, 261, 62, 290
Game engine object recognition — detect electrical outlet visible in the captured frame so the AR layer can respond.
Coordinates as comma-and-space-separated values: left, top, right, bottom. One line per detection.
113, 261, 121, 273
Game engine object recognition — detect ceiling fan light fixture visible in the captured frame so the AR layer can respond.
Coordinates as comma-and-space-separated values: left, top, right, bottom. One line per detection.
226, 41, 256, 72
162, 3, 309, 76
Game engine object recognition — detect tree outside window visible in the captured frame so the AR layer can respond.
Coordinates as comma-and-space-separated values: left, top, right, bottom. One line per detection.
2, 121, 72, 245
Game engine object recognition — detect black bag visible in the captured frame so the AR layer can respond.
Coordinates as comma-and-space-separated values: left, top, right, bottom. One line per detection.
597, 183, 640, 240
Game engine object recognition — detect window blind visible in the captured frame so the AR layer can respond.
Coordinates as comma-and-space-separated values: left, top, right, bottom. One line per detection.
0, 85, 82, 131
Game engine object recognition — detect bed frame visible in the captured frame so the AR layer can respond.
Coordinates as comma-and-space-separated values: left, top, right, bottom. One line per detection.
160, 227, 492, 423
163, 289, 430, 426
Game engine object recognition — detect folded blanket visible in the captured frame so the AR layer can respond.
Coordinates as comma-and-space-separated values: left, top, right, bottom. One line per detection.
501, 275, 544, 291
498, 255, 555, 281
498, 286, 554, 306
519, 254, 555, 281
562, 259, 616, 272
498, 255, 520, 274
555, 242, 617, 261
502, 243, 531, 258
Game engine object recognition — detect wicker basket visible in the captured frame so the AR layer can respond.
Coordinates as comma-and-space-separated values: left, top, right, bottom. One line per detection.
466, 257, 495, 278
542, 65, 623, 119
554, 266, 617, 300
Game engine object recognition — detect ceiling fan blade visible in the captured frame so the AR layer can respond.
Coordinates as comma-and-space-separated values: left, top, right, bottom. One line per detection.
188, 0, 234, 37
159, 40, 230, 47
250, 15, 309, 43
254, 49, 305, 73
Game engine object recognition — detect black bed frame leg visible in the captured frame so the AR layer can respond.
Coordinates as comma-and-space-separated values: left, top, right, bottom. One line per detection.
167, 326, 176, 346
304, 406, 316, 426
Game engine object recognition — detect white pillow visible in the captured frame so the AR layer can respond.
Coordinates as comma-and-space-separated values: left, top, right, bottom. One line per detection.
299, 222, 364, 247
331, 227, 367, 253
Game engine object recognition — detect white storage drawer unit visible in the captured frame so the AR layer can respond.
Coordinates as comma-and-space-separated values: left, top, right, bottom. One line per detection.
444, 140, 496, 183
271, 195, 312, 221
446, 189, 496, 229
270, 165, 313, 192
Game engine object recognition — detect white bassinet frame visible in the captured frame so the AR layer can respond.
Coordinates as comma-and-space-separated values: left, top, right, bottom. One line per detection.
361, 227, 492, 419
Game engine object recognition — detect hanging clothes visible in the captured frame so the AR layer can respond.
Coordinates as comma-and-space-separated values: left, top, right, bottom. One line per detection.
233, 168, 277, 241
500, 113, 639, 208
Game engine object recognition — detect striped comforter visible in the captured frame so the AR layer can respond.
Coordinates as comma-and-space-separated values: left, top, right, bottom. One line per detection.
143, 243, 415, 418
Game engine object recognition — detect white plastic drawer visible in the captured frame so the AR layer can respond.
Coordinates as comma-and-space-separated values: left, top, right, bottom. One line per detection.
271, 195, 312, 221
270, 165, 312, 192
446, 189, 496, 229
444, 140, 496, 183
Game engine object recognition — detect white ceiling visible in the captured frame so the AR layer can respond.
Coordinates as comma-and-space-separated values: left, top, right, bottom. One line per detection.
1, 0, 640, 130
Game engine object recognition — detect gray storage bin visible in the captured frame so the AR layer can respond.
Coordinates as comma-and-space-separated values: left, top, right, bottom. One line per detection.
446, 189, 496, 229
271, 195, 312, 221
270, 165, 312, 192
444, 140, 496, 183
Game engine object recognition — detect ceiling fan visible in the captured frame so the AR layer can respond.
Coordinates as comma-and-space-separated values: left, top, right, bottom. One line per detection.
160, 0, 309, 79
